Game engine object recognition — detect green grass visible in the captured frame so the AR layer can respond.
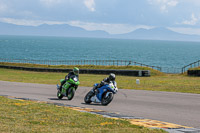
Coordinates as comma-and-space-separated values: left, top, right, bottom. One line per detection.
0, 96, 165, 133
0, 62, 164, 76
0, 68, 200, 94
189, 66, 200, 70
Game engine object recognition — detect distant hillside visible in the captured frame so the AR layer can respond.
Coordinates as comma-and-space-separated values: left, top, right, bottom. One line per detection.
113, 27, 200, 42
0, 22, 200, 42
0, 22, 109, 38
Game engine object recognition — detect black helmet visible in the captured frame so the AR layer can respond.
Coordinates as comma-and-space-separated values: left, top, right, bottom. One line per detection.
109, 73, 115, 81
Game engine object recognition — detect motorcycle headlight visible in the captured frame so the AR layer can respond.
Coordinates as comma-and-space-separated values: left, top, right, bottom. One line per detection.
74, 78, 78, 82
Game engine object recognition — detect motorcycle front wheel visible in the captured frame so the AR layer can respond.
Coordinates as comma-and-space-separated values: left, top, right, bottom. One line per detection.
57, 91, 63, 99
101, 92, 114, 106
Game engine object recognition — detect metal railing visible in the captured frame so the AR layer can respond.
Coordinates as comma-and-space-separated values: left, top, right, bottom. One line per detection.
1, 58, 192, 74
182, 60, 200, 73
0, 58, 162, 71
160, 67, 182, 74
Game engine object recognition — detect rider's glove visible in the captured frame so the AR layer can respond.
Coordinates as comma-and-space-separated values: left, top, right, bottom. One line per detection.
100, 81, 104, 86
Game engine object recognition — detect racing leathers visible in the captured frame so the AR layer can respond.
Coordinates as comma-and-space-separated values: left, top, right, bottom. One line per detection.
92, 77, 117, 94
59, 71, 79, 91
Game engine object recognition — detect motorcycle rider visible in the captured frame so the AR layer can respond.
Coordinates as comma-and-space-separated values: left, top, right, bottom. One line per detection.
92, 73, 117, 94
58, 67, 79, 92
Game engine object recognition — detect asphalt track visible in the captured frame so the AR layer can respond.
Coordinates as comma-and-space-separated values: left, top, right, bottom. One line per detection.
0, 81, 200, 129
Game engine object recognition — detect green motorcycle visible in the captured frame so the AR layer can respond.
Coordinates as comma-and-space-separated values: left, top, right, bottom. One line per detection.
57, 75, 80, 100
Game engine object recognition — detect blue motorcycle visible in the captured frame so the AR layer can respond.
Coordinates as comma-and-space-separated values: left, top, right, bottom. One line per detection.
84, 82, 118, 106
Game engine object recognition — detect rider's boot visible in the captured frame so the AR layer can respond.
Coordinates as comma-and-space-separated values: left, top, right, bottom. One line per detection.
92, 86, 97, 94
59, 80, 66, 92
92, 85, 100, 95
59, 85, 62, 92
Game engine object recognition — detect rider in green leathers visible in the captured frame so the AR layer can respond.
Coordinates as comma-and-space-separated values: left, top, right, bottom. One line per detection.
58, 67, 79, 92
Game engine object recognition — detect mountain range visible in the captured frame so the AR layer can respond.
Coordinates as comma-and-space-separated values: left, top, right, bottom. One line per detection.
0, 22, 200, 42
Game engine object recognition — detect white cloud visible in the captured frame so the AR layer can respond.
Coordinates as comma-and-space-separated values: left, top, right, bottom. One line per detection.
148, 0, 178, 12
84, 0, 95, 12
39, 0, 96, 11
181, 13, 199, 25
40, 0, 63, 7
68, 21, 153, 34
0, 17, 153, 34
0, 17, 68, 26
182, 0, 200, 6
167, 0, 178, 6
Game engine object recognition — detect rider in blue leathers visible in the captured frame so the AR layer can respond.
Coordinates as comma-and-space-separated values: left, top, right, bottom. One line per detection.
92, 73, 117, 94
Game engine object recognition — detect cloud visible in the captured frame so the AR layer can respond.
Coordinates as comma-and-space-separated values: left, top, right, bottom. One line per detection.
39, 0, 96, 12
0, 17, 68, 26
182, 0, 200, 6
167, 0, 178, 6
0, 17, 153, 34
0, 2, 8, 13
84, 0, 95, 12
68, 21, 153, 34
40, 0, 63, 7
181, 13, 199, 25
148, 0, 178, 12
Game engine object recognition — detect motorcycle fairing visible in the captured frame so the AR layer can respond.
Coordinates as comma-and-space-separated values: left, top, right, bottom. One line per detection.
91, 95, 101, 103
96, 84, 114, 101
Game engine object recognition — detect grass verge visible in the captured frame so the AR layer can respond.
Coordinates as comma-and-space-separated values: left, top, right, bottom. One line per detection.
0, 62, 164, 76
189, 66, 200, 70
0, 68, 200, 94
0, 96, 165, 133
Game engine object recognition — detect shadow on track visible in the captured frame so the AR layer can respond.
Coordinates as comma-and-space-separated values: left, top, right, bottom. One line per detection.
48, 98, 69, 101
81, 102, 105, 106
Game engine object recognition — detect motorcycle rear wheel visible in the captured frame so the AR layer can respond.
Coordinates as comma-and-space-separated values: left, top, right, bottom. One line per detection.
84, 91, 94, 104
101, 92, 114, 106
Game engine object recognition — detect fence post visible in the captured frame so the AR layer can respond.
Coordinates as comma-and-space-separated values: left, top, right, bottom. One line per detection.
159, 67, 162, 72
1, 58, 166, 72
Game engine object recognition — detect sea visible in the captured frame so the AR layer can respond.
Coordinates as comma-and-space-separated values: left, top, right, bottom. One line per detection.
0, 35, 200, 70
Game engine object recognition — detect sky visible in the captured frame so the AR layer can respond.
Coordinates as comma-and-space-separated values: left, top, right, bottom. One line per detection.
0, 0, 200, 35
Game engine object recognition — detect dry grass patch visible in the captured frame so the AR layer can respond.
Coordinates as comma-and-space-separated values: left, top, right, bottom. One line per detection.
0, 96, 165, 133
